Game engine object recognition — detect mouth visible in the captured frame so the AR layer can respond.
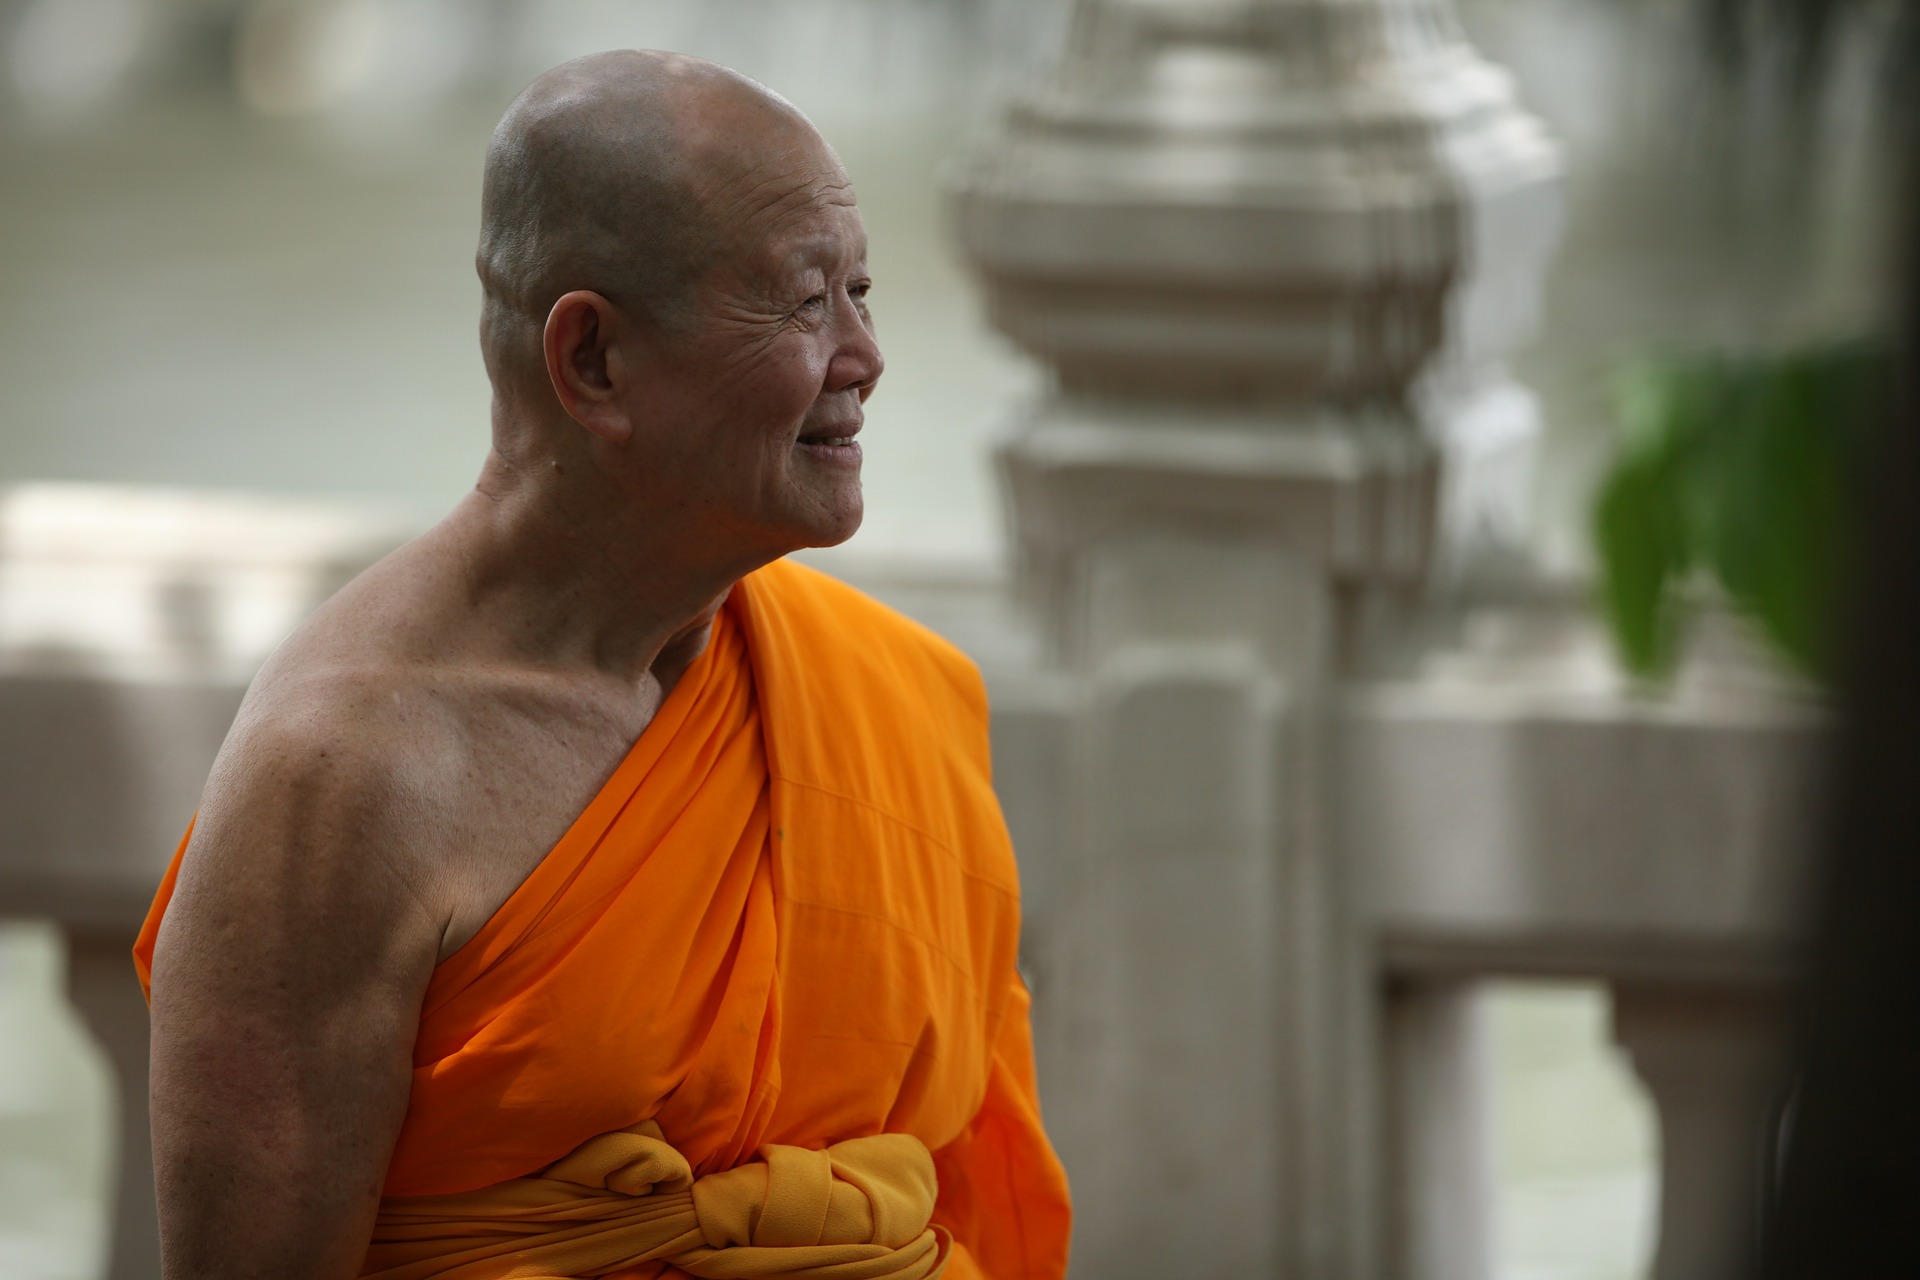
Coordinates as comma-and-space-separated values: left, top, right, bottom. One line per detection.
795, 420, 863, 468
797, 421, 862, 447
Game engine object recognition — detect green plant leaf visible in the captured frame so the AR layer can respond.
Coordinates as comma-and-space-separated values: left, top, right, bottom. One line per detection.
1594, 444, 1692, 678
1594, 338, 1879, 685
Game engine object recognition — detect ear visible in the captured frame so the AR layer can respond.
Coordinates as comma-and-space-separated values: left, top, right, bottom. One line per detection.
543, 290, 634, 444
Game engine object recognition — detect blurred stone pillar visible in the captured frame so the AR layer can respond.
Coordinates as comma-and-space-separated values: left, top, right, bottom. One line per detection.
1384, 978, 1495, 1280
1612, 983, 1791, 1280
950, 1, 1558, 1274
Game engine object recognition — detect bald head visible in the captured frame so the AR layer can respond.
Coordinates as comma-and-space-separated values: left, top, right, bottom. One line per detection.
476, 51, 826, 387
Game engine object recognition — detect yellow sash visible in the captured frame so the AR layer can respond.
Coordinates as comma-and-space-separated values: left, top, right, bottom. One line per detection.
363, 1122, 948, 1280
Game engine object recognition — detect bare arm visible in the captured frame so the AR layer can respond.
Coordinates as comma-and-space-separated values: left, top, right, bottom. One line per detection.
148, 711, 447, 1280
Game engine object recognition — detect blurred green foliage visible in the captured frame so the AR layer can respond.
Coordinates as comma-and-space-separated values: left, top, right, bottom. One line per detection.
1593, 339, 1884, 683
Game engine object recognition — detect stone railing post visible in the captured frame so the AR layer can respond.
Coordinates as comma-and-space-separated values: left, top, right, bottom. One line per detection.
1612, 982, 1792, 1280
1383, 977, 1495, 1280
950, 1, 1558, 1274
62, 925, 163, 1280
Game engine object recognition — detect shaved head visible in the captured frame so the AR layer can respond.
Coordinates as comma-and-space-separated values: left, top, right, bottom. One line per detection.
469, 49, 880, 555
476, 50, 823, 389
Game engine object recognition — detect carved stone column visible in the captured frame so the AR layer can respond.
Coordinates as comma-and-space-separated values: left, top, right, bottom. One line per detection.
950, 1, 1559, 1274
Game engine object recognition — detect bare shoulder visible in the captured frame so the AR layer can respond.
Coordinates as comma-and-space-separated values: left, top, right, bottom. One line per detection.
214, 654, 461, 859
218, 617, 473, 841
162, 540, 483, 968
174, 539, 654, 973
168, 652, 462, 986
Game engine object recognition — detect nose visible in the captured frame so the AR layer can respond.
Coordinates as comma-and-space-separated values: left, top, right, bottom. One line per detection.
826, 294, 884, 396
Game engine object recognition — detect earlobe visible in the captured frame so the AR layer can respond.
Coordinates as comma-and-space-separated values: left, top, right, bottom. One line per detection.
543, 290, 633, 444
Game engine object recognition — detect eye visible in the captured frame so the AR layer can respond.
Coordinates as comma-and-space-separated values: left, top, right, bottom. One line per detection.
798, 293, 827, 311
849, 281, 872, 303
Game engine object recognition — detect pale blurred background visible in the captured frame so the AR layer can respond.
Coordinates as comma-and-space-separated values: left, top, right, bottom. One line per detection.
0, 0, 1890, 1277
0, 0, 1069, 556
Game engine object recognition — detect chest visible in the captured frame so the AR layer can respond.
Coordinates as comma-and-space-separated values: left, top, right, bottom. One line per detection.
428, 694, 654, 960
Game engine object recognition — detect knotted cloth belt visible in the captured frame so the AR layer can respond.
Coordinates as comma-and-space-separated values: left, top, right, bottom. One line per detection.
362, 1122, 950, 1280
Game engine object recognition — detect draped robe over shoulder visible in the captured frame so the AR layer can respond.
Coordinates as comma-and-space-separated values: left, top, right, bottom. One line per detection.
134, 559, 1072, 1280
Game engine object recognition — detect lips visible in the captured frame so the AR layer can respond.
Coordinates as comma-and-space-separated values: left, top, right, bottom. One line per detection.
797, 420, 862, 447
794, 419, 863, 469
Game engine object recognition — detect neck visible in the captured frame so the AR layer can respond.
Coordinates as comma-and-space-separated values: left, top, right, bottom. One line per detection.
436, 427, 772, 686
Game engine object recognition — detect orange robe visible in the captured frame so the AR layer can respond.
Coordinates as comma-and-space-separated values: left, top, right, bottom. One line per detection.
134, 559, 1071, 1279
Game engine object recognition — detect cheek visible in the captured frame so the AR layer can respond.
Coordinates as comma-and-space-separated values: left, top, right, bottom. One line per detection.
786, 339, 834, 397
697, 332, 836, 471
745, 347, 831, 436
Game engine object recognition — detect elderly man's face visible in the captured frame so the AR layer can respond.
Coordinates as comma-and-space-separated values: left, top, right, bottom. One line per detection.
629, 137, 882, 553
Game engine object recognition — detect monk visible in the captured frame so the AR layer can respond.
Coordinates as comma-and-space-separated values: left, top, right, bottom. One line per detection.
131, 50, 1071, 1280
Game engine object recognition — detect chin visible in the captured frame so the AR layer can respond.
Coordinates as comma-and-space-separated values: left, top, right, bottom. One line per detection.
760, 475, 863, 555
803, 499, 863, 550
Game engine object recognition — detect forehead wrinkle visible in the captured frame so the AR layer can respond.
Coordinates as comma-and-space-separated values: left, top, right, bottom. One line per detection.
701, 153, 848, 225
698, 164, 864, 290
773, 227, 869, 275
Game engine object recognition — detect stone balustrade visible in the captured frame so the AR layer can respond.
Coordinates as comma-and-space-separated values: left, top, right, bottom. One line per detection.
963, 570, 1818, 1280
1346, 591, 1819, 1280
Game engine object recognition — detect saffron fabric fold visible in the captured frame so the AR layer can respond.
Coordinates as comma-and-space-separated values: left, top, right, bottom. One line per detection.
134, 558, 1072, 1280
362, 1121, 949, 1280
